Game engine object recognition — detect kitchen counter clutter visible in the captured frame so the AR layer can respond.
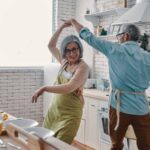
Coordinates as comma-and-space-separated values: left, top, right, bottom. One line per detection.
0, 124, 77, 150
0, 112, 77, 150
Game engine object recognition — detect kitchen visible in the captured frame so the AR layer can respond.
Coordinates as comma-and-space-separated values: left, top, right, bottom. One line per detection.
0, 0, 150, 149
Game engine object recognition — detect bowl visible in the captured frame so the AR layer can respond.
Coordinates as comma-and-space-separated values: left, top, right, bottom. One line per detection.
4, 119, 39, 129
25, 127, 54, 139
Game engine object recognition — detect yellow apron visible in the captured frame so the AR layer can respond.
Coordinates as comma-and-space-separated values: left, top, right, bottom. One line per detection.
43, 65, 83, 144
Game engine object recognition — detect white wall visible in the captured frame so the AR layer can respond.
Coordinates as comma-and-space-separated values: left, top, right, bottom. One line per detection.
75, 0, 95, 77
0, 0, 52, 66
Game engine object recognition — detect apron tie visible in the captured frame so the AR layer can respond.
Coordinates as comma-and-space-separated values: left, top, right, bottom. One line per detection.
114, 89, 121, 131
112, 89, 146, 131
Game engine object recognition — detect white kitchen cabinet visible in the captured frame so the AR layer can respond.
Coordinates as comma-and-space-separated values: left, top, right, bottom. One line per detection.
75, 96, 101, 149
75, 90, 109, 150
85, 97, 101, 150
100, 140, 111, 150
75, 98, 87, 144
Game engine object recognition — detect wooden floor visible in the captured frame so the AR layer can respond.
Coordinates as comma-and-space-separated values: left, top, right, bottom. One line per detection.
72, 141, 95, 150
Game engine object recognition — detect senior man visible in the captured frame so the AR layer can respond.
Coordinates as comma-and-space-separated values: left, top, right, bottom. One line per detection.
64, 19, 150, 150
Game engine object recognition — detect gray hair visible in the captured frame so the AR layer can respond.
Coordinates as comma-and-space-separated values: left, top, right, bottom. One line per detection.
60, 35, 83, 58
120, 24, 141, 41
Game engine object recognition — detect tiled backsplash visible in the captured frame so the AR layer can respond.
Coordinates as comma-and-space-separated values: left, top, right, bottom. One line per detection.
0, 67, 44, 125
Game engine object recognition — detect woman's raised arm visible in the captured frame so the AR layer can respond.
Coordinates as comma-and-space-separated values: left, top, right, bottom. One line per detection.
48, 23, 71, 64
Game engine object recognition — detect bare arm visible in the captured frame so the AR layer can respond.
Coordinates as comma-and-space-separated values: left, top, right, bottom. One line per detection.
48, 23, 71, 63
32, 62, 89, 103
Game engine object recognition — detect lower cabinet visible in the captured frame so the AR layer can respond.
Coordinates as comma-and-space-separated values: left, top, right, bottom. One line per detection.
85, 97, 101, 150
75, 96, 101, 150
76, 94, 138, 150
100, 141, 111, 150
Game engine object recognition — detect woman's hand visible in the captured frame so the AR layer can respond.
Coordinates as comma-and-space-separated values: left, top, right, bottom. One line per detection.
32, 87, 45, 103
75, 88, 84, 104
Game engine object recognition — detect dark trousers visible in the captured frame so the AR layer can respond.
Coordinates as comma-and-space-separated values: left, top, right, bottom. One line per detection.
109, 106, 150, 150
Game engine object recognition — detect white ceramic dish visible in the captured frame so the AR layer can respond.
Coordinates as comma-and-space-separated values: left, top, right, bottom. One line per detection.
4, 119, 38, 129
25, 127, 54, 139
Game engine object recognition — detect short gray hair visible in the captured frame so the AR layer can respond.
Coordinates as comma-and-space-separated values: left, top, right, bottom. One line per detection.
120, 24, 141, 41
61, 35, 83, 58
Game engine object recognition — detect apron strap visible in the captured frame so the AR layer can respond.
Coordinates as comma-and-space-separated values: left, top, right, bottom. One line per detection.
114, 89, 121, 131
112, 89, 146, 131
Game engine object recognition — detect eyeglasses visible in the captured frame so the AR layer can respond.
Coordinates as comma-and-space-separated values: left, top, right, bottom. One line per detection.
65, 47, 79, 55
116, 32, 126, 37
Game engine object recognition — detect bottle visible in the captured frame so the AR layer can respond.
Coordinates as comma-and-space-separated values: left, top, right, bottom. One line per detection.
0, 120, 3, 134
96, 26, 102, 36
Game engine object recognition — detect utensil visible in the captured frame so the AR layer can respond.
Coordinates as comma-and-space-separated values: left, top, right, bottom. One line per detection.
7, 142, 22, 150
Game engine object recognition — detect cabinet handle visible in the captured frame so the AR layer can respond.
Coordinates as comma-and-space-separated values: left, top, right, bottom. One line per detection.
91, 104, 95, 107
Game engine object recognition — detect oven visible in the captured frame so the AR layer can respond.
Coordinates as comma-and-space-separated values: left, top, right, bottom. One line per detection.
99, 101, 129, 150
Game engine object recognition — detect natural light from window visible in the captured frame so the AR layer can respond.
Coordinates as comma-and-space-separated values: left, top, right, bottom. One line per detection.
0, 0, 52, 66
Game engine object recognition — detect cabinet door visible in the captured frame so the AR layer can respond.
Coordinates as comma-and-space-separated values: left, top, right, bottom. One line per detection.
85, 97, 101, 150
75, 119, 85, 144
101, 141, 111, 150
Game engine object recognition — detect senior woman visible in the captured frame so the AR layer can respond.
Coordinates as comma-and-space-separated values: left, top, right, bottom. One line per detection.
32, 22, 89, 144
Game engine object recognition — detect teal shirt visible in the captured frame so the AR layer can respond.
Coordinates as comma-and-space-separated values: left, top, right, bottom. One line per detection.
79, 27, 150, 115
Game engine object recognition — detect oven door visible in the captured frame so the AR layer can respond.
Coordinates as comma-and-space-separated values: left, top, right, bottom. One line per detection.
99, 107, 111, 142
99, 107, 129, 150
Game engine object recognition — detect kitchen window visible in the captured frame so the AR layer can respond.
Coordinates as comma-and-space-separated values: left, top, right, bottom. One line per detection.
0, 0, 53, 66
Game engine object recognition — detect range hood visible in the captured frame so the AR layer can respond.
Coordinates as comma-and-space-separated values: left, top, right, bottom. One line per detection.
112, 0, 150, 25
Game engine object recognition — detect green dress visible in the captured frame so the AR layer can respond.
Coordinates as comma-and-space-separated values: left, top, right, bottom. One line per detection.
43, 64, 83, 144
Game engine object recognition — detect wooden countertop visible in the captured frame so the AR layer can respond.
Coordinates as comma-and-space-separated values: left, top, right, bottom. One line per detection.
83, 89, 109, 100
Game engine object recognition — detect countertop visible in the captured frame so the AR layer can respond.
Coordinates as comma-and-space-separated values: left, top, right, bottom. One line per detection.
83, 89, 109, 100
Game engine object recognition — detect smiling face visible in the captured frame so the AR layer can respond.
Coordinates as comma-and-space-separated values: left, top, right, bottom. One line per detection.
65, 42, 80, 64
